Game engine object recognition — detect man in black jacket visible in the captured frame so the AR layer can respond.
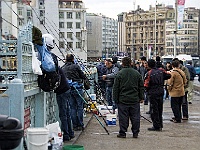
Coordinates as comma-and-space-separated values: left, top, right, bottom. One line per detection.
144, 59, 171, 131
62, 54, 86, 131
54, 67, 75, 142
113, 57, 144, 138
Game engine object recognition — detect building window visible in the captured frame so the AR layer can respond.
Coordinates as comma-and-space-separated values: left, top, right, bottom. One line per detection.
76, 32, 81, 38
76, 12, 81, 19
18, 9, 23, 16
76, 22, 81, 29
27, 10, 32, 17
76, 42, 81, 48
67, 12, 73, 19
59, 12, 64, 19
59, 32, 65, 38
67, 42, 73, 49
18, 19, 24, 26
59, 41, 64, 48
40, 10, 44, 16
59, 22, 64, 28
67, 32, 73, 39
67, 22, 73, 28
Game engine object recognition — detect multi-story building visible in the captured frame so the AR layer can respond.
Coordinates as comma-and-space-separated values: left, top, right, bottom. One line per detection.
125, 5, 174, 60
165, 7, 199, 56
32, 0, 88, 63
86, 13, 118, 60
86, 13, 102, 61
102, 15, 118, 59
117, 12, 127, 55
1, 0, 32, 39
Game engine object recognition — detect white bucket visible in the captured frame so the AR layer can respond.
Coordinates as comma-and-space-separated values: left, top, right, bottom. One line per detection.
27, 127, 49, 150
89, 94, 96, 101
106, 114, 116, 126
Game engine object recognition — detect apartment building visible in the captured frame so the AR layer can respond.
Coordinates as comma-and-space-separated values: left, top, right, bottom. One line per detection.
86, 13, 118, 60
1, 0, 32, 39
117, 12, 127, 55
165, 7, 200, 56
125, 5, 174, 60
86, 13, 102, 61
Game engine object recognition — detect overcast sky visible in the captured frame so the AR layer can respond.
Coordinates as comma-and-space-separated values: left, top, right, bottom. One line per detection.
84, 0, 200, 19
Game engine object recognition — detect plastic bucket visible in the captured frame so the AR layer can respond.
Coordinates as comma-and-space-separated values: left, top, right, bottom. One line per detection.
63, 145, 84, 150
26, 128, 49, 150
106, 114, 116, 126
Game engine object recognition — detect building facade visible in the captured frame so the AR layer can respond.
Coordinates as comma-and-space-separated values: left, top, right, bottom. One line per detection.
117, 12, 127, 55
86, 13, 102, 61
86, 13, 118, 60
165, 7, 199, 56
125, 5, 174, 60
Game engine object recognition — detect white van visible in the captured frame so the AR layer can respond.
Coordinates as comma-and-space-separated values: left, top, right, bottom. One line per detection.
176, 54, 192, 66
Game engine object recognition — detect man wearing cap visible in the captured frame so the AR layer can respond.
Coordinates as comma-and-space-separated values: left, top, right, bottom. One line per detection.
102, 58, 119, 108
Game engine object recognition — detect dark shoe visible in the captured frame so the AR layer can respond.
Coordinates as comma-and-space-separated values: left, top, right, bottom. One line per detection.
117, 134, 126, 138
70, 135, 75, 139
182, 117, 188, 120
77, 126, 85, 131
170, 119, 181, 123
148, 127, 162, 131
73, 127, 79, 131
188, 102, 192, 104
133, 134, 138, 138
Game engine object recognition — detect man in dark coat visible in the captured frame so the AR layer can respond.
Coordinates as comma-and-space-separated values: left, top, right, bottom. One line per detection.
113, 57, 144, 138
144, 59, 171, 131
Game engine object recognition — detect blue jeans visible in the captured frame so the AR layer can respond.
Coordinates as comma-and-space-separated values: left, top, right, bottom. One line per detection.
106, 86, 113, 106
56, 90, 74, 140
69, 88, 84, 128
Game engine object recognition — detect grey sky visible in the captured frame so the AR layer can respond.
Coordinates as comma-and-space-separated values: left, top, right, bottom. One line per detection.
84, 0, 200, 19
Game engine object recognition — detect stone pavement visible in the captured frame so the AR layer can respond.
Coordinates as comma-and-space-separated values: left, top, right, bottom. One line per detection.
63, 78, 200, 150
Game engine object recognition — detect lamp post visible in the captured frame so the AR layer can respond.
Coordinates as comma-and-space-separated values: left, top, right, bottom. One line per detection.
174, 0, 178, 58
154, 1, 157, 56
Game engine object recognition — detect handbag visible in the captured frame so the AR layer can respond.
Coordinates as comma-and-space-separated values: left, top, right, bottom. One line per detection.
31, 42, 42, 75
83, 77, 90, 90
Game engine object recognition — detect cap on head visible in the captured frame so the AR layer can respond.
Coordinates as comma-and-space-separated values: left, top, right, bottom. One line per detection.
106, 58, 113, 63
42, 34, 55, 49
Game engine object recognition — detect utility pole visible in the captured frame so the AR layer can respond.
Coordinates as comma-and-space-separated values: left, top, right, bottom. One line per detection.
154, 1, 157, 56
0, 0, 2, 41
174, 0, 178, 58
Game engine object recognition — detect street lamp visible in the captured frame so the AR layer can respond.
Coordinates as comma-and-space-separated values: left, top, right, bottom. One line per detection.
155, 1, 157, 56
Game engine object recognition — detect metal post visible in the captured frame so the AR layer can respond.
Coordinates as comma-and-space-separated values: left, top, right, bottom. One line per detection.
155, 1, 157, 56
174, 0, 178, 58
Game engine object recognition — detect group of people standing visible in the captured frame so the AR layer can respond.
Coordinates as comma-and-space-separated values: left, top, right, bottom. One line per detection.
97, 55, 197, 138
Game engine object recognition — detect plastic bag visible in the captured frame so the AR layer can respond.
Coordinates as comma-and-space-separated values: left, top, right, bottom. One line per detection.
31, 42, 42, 75
46, 122, 63, 150
35, 39, 56, 72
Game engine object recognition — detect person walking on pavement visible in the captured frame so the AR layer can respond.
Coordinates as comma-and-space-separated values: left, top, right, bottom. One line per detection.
113, 57, 144, 138
102, 58, 119, 108
186, 61, 196, 104
167, 60, 187, 123
62, 54, 86, 131
144, 59, 171, 131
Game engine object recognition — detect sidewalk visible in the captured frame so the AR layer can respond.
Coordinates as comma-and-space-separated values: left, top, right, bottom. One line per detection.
70, 92, 200, 150
63, 80, 200, 149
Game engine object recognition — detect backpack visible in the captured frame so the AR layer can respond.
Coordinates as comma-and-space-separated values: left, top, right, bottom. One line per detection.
37, 53, 61, 92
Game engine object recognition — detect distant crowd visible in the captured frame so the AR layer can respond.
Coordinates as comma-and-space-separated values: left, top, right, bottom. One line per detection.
96, 55, 199, 138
